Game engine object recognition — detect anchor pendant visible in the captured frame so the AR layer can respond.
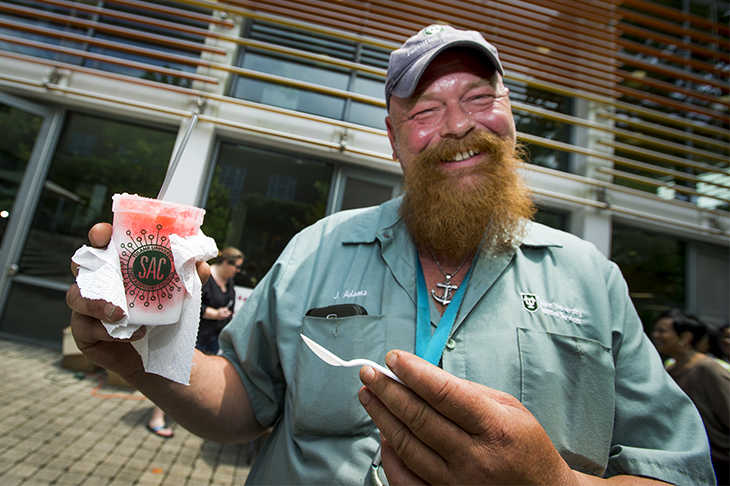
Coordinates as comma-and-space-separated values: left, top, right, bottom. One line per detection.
431, 275, 458, 305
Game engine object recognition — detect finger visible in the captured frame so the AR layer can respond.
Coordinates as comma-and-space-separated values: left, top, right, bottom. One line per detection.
386, 350, 505, 435
66, 283, 124, 323
380, 438, 429, 486
88, 222, 113, 248
359, 371, 449, 481
70, 307, 144, 346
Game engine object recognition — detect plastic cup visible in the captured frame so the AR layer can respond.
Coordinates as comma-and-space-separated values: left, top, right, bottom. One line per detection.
112, 193, 205, 325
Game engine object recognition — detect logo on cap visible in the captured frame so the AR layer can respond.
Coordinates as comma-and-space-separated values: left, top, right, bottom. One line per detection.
423, 25, 447, 36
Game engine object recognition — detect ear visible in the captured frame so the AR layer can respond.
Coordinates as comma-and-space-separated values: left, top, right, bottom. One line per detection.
679, 330, 695, 345
385, 116, 398, 160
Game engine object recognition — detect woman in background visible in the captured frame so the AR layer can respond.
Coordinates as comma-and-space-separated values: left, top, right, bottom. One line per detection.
652, 309, 730, 485
196, 247, 244, 355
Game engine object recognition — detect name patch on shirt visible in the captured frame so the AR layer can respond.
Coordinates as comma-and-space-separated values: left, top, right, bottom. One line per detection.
521, 292, 583, 325
333, 289, 368, 299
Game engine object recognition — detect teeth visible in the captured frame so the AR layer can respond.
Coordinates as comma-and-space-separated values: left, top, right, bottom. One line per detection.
448, 150, 479, 162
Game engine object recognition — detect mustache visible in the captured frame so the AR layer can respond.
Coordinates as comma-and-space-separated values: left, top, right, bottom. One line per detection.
415, 130, 513, 168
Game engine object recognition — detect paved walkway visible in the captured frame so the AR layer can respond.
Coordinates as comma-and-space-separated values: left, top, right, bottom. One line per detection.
0, 338, 258, 485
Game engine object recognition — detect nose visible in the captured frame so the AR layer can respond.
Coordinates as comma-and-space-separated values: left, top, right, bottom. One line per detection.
439, 102, 475, 139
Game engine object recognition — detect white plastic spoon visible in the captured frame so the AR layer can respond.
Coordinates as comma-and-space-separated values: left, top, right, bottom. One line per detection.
300, 334, 405, 386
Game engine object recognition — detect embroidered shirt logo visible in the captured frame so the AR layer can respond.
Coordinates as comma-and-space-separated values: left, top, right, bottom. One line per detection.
521, 292, 584, 325
521, 293, 539, 312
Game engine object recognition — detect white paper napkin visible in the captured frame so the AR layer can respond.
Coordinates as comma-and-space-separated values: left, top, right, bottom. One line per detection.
72, 232, 218, 385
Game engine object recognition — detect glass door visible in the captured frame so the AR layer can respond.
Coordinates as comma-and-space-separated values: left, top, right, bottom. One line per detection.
0, 108, 176, 344
0, 92, 63, 343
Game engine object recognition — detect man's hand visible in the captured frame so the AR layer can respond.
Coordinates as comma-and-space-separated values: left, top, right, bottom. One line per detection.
358, 350, 579, 486
66, 222, 211, 375
359, 351, 672, 486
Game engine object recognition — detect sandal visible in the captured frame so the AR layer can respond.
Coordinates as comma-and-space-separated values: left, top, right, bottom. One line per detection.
146, 423, 174, 439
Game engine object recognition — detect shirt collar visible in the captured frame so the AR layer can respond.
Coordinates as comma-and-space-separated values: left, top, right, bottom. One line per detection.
341, 197, 403, 245
341, 198, 563, 250
520, 220, 564, 248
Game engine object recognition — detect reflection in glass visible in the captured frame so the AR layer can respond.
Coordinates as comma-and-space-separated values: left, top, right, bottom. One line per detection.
19, 112, 175, 284
203, 143, 333, 287
0, 103, 42, 248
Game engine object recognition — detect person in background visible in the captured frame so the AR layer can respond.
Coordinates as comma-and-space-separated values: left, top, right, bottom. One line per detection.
146, 405, 173, 438
67, 24, 716, 485
719, 324, 730, 365
652, 308, 730, 485
197, 247, 244, 355
662, 320, 730, 373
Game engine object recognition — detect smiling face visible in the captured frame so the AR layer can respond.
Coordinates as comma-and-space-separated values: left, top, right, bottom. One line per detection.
651, 317, 682, 356
386, 48, 516, 181
387, 48, 534, 260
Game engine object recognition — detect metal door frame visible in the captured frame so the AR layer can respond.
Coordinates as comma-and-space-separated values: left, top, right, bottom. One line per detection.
0, 92, 66, 324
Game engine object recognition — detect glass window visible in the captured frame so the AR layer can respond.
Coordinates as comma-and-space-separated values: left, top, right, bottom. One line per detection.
0, 281, 72, 343
0, 0, 208, 88
341, 178, 394, 211
348, 75, 387, 129
231, 20, 388, 129
0, 102, 42, 246
347, 101, 387, 130
611, 223, 686, 332
507, 81, 573, 172
534, 207, 569, 232
232, 77, 347, 119
241, 52, 350, 90
18, 112, 175, 284
202, 142, 333, 287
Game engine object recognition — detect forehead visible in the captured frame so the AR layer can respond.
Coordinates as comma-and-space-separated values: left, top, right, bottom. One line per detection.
654, 317, 675, 331
410, 48, 500, 98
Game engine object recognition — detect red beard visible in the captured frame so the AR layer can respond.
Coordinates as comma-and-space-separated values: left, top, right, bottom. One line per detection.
399, 131, 535, 260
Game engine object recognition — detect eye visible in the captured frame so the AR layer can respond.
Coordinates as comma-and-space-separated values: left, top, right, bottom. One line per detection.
466, 94, 497, 109
409, 104, 442, 122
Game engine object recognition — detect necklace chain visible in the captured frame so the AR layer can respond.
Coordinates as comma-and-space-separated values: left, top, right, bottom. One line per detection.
428, 248, 473, 305
429, 248, 472, 279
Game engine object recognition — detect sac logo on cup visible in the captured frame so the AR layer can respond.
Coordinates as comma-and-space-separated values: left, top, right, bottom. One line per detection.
119, 225, 182, 310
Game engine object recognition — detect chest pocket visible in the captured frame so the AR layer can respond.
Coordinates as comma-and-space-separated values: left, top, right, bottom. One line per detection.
293, 314, 385, 437
517, 328, 615, 476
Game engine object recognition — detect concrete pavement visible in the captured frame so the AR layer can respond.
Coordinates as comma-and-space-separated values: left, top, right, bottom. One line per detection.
0, 337, 258, 485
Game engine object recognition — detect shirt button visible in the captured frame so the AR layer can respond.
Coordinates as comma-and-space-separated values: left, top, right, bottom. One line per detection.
446, 338, 456, 350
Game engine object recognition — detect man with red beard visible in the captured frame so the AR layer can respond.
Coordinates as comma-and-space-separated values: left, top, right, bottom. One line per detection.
67, 25, 714, 486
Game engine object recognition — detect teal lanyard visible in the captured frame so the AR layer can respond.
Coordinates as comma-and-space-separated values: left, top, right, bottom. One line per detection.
415, 257, 473, 365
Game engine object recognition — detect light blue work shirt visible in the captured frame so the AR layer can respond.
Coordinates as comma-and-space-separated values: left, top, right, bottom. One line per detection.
220, 197, 715, 485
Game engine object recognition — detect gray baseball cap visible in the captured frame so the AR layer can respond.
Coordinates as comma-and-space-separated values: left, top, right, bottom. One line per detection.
385, 24, 504, 110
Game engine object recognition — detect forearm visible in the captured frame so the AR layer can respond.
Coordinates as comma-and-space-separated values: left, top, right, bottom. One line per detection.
575, 471, 671, 486
202, 306, 219, 320
125, 350, 265, 443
